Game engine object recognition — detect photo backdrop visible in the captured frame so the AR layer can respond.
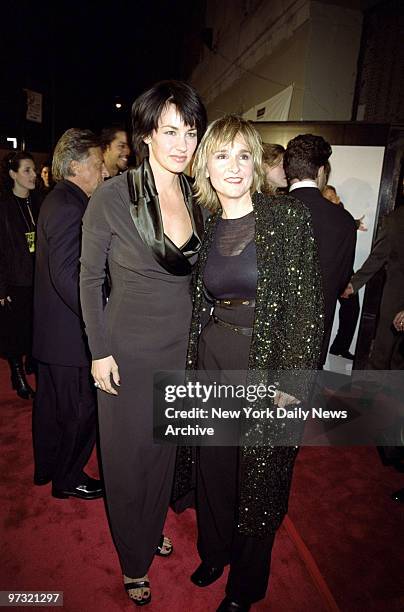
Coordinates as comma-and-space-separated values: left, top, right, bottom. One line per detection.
325, 145, 385, 372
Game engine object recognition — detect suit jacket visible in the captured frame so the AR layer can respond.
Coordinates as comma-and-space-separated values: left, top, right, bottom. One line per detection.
290, 187, 357, 363
350, 205, 404, 357
33, 180, 91, 366
351, 206, 404, 311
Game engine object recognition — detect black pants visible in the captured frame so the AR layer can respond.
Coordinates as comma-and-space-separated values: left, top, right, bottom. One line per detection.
0, 285, 33, 358
196, 309, 275, 604
330, 294, 360, 354
32, 362, 97, 489
197, 445, 275, 604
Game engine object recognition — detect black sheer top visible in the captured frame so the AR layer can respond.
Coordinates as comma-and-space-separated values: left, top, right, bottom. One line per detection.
204, 211, 257, 299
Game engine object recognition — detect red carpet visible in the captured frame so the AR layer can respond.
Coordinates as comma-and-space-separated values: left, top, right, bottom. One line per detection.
1, 359, 403, 611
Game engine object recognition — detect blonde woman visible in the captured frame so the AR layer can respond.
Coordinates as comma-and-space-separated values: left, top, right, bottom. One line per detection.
174, 115, 324, 611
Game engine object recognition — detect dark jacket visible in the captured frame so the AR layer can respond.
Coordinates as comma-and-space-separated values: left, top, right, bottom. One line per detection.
174, 193, 324, 537
0, 192, 40, 298
290, 187, 357, 364
351, 206, 404, 310
33, 180, 91, 366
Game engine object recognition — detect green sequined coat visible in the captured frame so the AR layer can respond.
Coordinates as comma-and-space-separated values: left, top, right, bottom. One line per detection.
173, 192, 324, 537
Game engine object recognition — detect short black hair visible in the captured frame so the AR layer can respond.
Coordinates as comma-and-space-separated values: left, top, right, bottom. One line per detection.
131, 80, 207, 163
284, 134, 332, 181
100, 126, 127, 152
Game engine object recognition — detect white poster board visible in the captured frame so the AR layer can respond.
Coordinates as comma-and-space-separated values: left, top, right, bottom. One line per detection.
324, 145, 385, 373
243, 85, 293, 122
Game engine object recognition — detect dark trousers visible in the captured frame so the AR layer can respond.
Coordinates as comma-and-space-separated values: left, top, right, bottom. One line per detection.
0, 285, 33, 358
32, 362, 97, 489
197, 446, 275, 604
330, 294, 360, 354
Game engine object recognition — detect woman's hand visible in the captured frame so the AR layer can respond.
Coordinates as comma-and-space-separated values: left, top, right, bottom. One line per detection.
357, 215, 367, 232
341, 283, 354, 299
393, 310, 404, 332
92, 355, 120, 395
274, 390, 299, 408
0, 296, 12, 307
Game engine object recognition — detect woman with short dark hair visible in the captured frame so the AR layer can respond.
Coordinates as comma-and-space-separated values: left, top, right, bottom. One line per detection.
80, 80, 206, 606
0, 151, 38, 399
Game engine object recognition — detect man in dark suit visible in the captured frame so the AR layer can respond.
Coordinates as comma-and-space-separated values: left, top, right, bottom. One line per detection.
32, 128, 104, 499
342, 204, 404, 370
284, 134, 357, 365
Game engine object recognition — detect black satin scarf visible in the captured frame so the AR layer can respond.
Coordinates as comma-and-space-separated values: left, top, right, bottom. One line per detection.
127, 158, 204, 276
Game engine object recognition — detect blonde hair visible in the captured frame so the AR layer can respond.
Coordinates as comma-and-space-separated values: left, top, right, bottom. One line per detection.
192, 114, 265, 212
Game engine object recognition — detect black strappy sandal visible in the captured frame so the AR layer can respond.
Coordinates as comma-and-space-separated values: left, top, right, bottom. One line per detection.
124, 579, 151, 607
155, 534, 173, 557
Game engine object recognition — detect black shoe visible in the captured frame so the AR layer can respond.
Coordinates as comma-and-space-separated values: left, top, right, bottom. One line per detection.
329, 348, 355, 360
25, 355, 37, 375
217, 597, 251, 612
191, 562, 224, 587
391, 488, 404, 502
34, 473, 52, 486
8, 357, 35, 399
52, 477, 103, 500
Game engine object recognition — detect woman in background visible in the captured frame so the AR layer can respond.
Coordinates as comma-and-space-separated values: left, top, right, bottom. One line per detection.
175, 115, 324, 612
261, 142, 287, 195
37, 161, 54, 201
0, 151, 38, 398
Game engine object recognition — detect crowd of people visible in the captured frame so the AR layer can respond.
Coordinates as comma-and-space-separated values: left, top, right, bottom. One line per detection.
0, 79, 403, 610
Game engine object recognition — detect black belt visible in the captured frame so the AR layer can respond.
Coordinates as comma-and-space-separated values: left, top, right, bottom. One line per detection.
213, 315, 253, 336
214, 298, 255, 308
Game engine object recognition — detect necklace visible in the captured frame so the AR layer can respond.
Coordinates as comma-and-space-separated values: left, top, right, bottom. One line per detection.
14, 194, 35, 231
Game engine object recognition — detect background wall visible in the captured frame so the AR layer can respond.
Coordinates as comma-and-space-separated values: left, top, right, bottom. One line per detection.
191, 0, 363, 121
325, 145, 386, 372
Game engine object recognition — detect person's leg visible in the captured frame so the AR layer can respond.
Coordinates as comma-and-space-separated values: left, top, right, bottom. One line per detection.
6, 286, 35, 397
226, 532, 275, 604
32, 362, 59, 483
8, 356, 35, 399
50, 364, 96, 490
330, 295, 360, 355
196, 446, 238, 568
97, 376, 176, 603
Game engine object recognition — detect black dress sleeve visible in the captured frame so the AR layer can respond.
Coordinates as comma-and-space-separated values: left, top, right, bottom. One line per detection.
80, 186, 114, 360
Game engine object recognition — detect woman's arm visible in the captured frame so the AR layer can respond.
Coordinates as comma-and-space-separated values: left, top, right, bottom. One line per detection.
275, 200, 324, 399
80, 186, 119, 394
0, 201, 11, 302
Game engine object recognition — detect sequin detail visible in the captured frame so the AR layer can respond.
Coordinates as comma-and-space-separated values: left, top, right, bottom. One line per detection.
173, 192, 324, 536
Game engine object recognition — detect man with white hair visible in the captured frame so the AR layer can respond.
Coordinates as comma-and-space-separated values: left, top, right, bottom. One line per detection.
32, 128, 104, 500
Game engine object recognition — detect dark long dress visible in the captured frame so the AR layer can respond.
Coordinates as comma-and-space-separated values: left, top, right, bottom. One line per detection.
80, 159, 203, 577
0, 192, 39, 357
